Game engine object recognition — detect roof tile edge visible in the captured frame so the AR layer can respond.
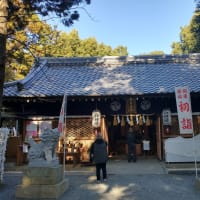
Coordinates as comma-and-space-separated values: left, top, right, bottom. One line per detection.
37, 53, 200, 65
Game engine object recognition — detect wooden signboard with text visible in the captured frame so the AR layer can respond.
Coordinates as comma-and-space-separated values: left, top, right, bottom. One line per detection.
175, 86, 193, 134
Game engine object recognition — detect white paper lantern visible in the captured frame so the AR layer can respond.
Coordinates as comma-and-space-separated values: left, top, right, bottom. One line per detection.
92, 110, 101, 128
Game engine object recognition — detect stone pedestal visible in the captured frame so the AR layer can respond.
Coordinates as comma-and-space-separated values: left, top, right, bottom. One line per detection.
195, 177, 200, 190
15, 165, 69, 199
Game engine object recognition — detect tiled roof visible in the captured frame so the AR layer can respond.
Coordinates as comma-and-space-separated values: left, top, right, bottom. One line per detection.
3, 54, 200, 97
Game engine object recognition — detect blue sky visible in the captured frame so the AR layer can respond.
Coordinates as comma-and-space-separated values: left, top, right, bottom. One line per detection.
51, 0, 196, 55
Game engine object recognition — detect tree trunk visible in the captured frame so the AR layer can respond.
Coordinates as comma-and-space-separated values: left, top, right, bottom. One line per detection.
0, 34, 6, 125
0, 0, 8, 125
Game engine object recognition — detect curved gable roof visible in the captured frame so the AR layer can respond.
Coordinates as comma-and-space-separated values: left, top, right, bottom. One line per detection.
3, 54, 200, 97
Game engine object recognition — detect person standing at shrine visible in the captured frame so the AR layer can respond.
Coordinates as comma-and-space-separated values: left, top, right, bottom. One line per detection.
90, 128, 108, 183
127, 126, 137, 162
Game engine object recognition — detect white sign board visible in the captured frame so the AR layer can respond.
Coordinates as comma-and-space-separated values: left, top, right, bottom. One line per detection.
164, 135, 200, 162
175, 86, 193, 134
162, 109, 171, 125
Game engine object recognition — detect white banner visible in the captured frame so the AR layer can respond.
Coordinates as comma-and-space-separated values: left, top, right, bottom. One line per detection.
175, 86, 193, 134
58, 95, 67, 136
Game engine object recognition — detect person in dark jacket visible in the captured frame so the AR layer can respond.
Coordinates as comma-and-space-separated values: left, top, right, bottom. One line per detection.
127, 126, 137, 162
90, 128, 108, 183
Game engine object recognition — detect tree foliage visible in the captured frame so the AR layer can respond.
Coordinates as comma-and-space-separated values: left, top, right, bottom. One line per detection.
53, 31, 128, 58
9, 0, 91, 27
0, 0, 91, 122
6, 14, 60, 81
196, 0, 200, 9
4, 0, 92, 81
171, 7, 200, 54
141, 51, 165, 56
6, 24, 128, 81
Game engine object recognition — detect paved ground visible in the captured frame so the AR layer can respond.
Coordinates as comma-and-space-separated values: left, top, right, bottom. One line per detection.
62, 174, 200, 200
1, 157, 200, 200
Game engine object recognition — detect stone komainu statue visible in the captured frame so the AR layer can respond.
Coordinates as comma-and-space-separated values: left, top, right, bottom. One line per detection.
28, 128, 60, 166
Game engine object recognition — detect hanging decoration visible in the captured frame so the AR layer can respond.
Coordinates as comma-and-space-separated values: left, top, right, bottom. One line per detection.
113, 115, 118, 126
112, 114, 154, 127
143, 115, 146, 123
126, 97, 137, 114
130, 116, 134, 126
146, 116, 151, 126
126, 116, 130, 125
121, 116, 126, 126
92, 110, 101, 128
136, 115, 139, 124
139, 115, 143, 126
117, 115, 121, 124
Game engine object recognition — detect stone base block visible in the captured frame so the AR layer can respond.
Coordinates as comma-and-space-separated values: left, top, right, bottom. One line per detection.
15, 165, 69, 199
22, 166, 64, 185
195, 177, 200, 190
16, 178, 69, 199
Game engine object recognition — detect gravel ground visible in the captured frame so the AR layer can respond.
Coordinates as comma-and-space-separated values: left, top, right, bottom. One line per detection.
0, 172, 200, 200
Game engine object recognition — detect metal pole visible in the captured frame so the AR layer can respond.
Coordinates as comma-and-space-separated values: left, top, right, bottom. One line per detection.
63, 135, 66, 177
192, 132, 198, 178
63, 95, 67, 177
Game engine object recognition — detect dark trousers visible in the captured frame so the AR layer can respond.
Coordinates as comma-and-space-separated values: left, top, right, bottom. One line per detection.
128, 144, 136, 162
95, 162, 107, 180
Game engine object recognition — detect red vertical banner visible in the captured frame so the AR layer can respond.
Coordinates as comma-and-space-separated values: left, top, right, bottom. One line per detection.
58, 95, 67, 136
175, 86, 193, 134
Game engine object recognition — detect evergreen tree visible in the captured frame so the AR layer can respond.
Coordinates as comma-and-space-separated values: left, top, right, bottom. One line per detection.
171, 7, 200, 54
0, 0, 91, 124
112, 46, 128, 56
